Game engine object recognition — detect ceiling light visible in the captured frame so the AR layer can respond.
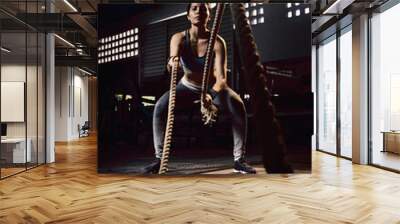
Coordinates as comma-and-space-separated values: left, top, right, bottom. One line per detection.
54, 34, 75, 48
323, 0, 345, 14
63, 0, 78, 12
78, 67, 92, 76
1, 47, 11, 53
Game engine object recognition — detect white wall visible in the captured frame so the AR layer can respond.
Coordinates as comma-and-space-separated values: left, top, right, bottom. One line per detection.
55, 66, 89, 141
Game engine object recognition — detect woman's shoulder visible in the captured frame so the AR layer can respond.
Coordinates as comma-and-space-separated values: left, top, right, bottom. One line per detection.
215, 34, 226, 49
171, 31, 186, 41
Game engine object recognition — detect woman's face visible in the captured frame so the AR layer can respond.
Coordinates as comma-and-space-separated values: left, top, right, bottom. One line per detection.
187, 3, 210, 26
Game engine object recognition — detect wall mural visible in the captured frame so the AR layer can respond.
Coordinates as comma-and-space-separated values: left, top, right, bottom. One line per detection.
97, 3, 312, 175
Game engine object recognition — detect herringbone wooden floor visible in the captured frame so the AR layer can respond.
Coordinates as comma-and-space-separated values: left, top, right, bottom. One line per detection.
1, 135, 400, 223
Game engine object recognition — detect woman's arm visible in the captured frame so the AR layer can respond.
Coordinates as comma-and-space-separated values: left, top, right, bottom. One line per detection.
166, 32, 183, 73
212, 36, 228, 92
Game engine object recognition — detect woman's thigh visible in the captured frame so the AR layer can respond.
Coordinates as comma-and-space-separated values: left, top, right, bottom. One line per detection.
154, 82, 200, 115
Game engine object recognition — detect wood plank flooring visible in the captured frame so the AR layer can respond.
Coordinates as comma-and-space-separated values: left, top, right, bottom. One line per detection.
1, 135, 400, 223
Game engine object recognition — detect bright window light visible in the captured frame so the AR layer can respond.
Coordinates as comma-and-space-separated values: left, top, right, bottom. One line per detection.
287, 3, 292, 8
134, 35, 138, 41
288, 11, 292, 18
305, 7, 310, 14
244, 3, 249, 8
135, 42, 138, 48
258, 17, 264, 24
296, 9, 300, 16
252, 9, 257, 16
295, 3, 300, 6
259, 8, 264, 15
251, 18, 257, 25
245, 11, 249, 17
134, 28, 138, 34
251, 3, 257, 7
123, 46, 126, 51
134, 50, 138, 56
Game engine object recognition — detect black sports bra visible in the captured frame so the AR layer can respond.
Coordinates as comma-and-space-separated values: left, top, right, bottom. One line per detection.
180, 30, 213, 74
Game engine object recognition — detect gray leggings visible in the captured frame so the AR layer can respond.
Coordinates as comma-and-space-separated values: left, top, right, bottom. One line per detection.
153, 78, 247, 161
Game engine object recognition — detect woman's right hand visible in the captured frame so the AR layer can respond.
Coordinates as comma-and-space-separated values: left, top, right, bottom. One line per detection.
167, 56, 180, 74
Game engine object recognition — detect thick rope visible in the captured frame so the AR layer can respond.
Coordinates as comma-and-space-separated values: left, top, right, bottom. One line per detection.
230, 4, 293, 173
158, 56, 179, 174
200, 3, 225, 126
159, 5, 226, 174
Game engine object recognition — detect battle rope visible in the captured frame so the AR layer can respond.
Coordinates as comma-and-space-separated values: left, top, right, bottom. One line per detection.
230, 4, 293, 173
200, 3, 225, 126
158, 4, 226, 174
158, 56, 179, 174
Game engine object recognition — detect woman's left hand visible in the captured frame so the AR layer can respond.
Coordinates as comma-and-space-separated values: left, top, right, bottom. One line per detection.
202, 93, 213, 108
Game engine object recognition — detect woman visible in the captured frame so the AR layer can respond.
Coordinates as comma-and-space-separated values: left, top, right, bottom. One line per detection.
144, 3, 256, 174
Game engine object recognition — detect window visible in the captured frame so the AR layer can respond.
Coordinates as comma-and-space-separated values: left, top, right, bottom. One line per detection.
317, 36, 337, 154
370, 3, 400, 171
339, 28, 352, 158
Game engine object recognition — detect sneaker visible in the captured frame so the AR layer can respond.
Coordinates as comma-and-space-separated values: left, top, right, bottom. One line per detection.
142, 158, 161, 174
233, 158, 257, 174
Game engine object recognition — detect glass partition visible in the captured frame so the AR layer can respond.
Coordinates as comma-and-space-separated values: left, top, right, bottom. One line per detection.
0, 1, 46, 179
1, 31, 28, 177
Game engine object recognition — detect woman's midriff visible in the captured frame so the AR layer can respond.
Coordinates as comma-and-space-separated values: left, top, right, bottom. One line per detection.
184, 72, 215, 87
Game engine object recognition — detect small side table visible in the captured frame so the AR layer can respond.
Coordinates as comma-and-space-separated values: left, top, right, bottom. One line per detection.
381, 131, 400, 154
